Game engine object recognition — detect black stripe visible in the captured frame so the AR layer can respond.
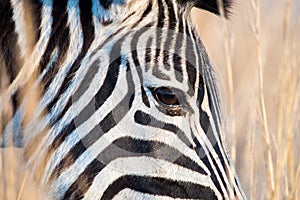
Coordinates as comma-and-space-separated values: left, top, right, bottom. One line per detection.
234, 177, 242, 197
59, 135, 206, 182
0, 1, 21, 83
47, 22, 137, 171
51, 23, 128, 126
47, 40, 123, 154
173, 53, 184, 82
49, 60, 134, 182
141, 86, 150, 108
41, 0, 69, 90
196, 75, 205, 106
156, 0, 165, 28
193, 32, 225, 145
62, 158, 104, 199
11, 90, 19, 115
185, 26, 197, 96
191, 130, 225, 199
51, 119, 77, 153
210, 133, 229, 194
203, 56, 222, 138
144, 37, 153, 72
197, 62, 231, 188
193, 32, 221, 134
153, 0, 170, 79
0, 1, 23, 146
152, 63, 170, 80
172, 13, 185, 82
162, 51, 171, 70
210, 151, 228, 195
162, 0, 177, 71
193, 0, 232, 18
138, 1, 153, 23
99, 0, 113, 10
59, 63, 134, 198
178, 12, 184, 33
62, 135, 207, 199
101, 175, 217, 199
109, 137, 207, 174
47, 0, 95, 124
134, 110, 193, 149
90, 25, 125, 58
28, 0, 43, 43
165, 0, 177, 30
213, 140, 227, 174
200, 109, 210, 133
154, 0, 165, 62
120, 12, 136, 24
200, 46, 230, 171
130, 25, 152, 108
197, 37, 230, 191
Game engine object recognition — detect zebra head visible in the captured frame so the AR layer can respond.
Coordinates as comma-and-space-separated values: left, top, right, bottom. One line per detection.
0, 0, 246, 199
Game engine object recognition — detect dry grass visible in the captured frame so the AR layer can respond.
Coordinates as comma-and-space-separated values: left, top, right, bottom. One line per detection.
1, 0, 299, 199
193, 0, 300, 199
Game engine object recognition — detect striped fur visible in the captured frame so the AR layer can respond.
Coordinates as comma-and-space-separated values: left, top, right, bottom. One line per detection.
0, 0, 246, 199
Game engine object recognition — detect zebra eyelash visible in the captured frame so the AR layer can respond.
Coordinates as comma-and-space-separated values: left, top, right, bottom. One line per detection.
148, 86, 192, 116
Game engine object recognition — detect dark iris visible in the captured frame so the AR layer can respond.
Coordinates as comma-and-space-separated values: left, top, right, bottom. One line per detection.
154, 87, 179, 106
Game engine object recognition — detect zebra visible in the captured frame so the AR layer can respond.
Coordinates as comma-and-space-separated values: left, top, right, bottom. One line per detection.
0, 0, 246, 199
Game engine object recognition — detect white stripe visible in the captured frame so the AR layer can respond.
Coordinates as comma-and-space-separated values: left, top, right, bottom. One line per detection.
112, 189, 185, 200
24, 0, 84, 166
198, 46, 237, 198
192, 114, 229, 200
0, 1, 53, 113
84, 157, 214, 199
49, 112, 211, 198
41, 0, 83, 117
28, 0, 83, 126
112, 189, 175, 200
11, 0, 26, 57
40, 54, 127, 184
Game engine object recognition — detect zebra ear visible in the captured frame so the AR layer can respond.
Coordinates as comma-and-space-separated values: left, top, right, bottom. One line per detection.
180, 0, 233, 17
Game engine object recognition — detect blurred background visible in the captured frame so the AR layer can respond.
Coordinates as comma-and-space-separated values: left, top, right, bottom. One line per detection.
193, 0, 299, 199
1, 0, 299, 199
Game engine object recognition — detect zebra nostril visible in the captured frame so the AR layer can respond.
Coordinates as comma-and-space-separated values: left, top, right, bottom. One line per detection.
153, 87, 179, 106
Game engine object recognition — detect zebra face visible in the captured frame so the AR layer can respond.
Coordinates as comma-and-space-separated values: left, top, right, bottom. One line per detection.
65, 31, 221, 199
0, 0, 245, 199
68, 24, 208, 173
46, 1, 238, 198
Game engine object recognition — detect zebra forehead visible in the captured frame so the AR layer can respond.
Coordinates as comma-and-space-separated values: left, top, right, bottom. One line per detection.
122, 0, 231, 12
90, 0, 233, 21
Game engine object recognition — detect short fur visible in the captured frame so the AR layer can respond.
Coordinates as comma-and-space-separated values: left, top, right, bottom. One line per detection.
178, 0, 233, 17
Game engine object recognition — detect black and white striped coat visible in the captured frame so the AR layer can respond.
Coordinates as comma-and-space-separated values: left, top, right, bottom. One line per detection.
0, 0, 246, 199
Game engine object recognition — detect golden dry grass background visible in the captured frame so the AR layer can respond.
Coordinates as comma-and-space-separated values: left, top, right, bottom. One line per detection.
193, 0, 300, 199
1, 0, 299, 199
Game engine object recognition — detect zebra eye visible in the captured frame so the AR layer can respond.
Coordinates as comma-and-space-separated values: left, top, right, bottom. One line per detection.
154, 87, 179, 106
